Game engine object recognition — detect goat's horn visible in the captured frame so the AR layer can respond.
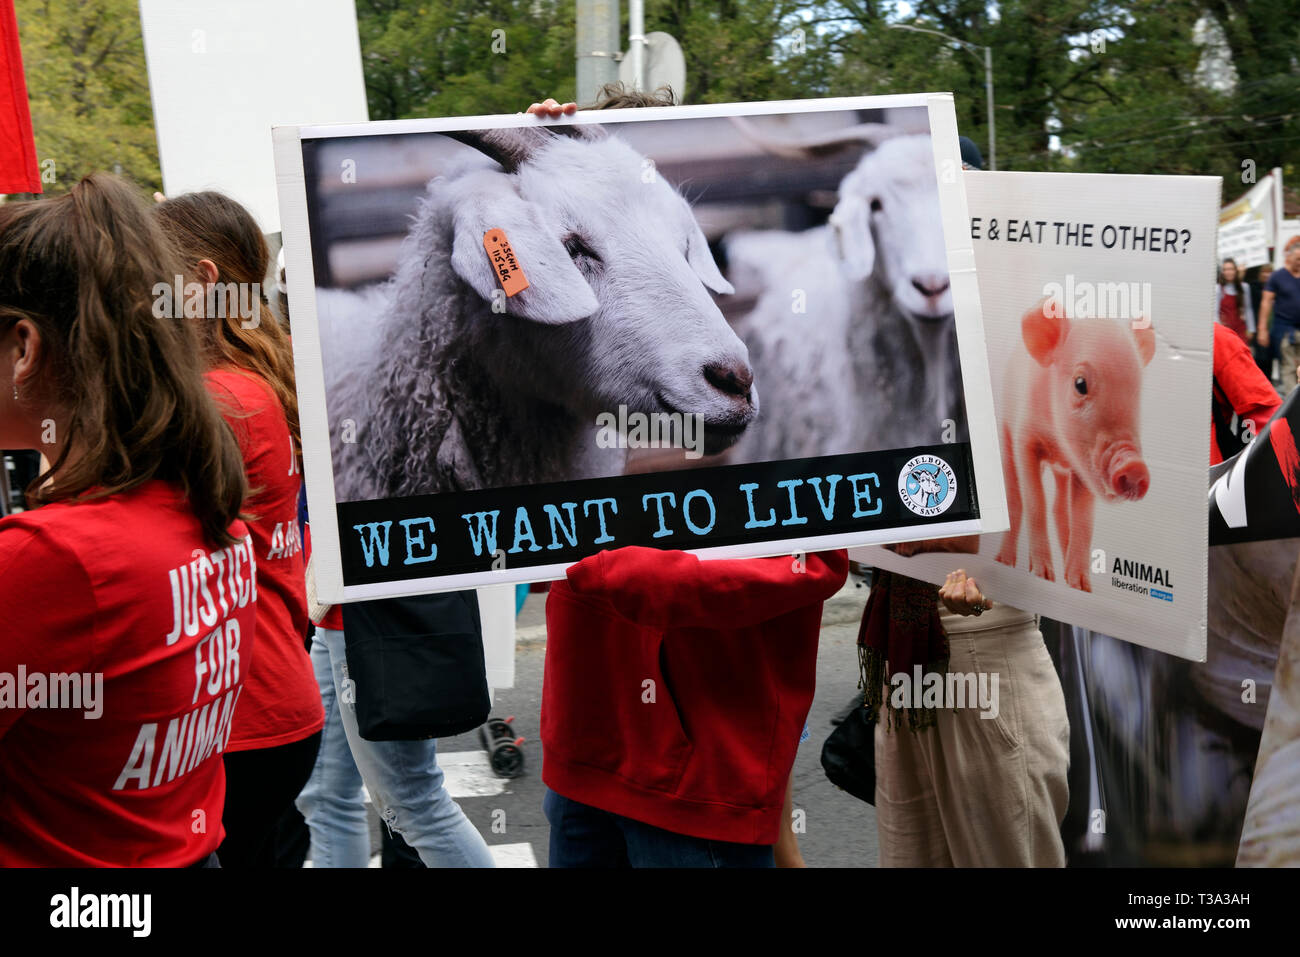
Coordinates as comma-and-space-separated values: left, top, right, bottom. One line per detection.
443, 128, 546, 172
730, 116, 904, 160
445, 122, 607, 172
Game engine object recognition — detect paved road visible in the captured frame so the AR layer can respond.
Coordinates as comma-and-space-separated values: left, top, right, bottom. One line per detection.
417, 579, 880, 868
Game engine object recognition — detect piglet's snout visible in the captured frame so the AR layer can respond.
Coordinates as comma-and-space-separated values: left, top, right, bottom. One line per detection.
1108, 453, 1150, 501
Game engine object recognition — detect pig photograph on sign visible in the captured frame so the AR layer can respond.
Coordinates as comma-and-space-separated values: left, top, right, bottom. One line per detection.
860, 170, 1220, 662
273, 93, 1007, 602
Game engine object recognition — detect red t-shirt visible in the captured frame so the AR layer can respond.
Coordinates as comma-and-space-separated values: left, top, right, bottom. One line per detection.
1211, 322, 1281, 465
206, 367, 323, 750
0, 481, 258, 866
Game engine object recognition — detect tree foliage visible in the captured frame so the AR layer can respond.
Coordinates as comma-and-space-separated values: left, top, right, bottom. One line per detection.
11, 1, 1298, 205
14, 0, 160, 195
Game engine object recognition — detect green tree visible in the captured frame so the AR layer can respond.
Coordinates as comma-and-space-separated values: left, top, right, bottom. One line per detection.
357, 0, 577, 119
14, 0, 160, 195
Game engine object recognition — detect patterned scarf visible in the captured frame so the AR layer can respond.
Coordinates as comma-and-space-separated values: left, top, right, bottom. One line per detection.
857, 568, 949, 731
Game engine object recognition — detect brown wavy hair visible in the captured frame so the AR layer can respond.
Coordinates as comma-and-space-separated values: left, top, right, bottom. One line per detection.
153, 191, 302, 469
0, 173, 248, 546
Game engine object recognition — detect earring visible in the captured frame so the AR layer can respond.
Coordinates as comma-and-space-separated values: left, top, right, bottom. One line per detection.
11, 384, 15, 401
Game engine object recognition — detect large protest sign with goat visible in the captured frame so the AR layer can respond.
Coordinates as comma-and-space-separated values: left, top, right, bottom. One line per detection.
273, 93, 1006, 601
860, 170, 1219, 661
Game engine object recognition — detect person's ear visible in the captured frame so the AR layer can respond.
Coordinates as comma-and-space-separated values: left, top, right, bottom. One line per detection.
197, 259, 219, 284
10, 318, 43, 390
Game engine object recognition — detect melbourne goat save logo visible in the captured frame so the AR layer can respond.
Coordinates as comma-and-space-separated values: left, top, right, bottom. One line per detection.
898, 455, 957, 517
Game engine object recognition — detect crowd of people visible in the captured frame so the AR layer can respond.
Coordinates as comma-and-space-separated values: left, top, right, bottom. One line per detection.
1, 88, 1298, 869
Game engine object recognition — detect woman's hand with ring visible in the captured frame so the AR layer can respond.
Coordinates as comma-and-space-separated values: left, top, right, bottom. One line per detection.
940, 569, 993, 617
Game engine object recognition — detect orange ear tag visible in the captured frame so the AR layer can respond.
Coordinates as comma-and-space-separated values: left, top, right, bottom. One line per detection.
483, 229, 529, 297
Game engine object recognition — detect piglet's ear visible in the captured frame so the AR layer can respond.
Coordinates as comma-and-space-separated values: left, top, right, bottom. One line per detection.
1022, 296, 1067, 366
446, 169, 598, 324
1132, 322, 1156, 366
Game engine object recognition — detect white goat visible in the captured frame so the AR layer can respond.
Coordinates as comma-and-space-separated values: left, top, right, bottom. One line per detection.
728, 127, 963, 462
321, 124, 757, 500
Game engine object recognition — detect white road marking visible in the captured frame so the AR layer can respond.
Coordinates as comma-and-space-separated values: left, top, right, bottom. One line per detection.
439, 750, 511, 798
489, 843, 538, 868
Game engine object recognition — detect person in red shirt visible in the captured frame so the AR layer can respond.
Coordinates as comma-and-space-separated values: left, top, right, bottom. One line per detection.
542, 545, 847, 865
0, 173, 255, 866
521, 92, 842, 866
155, 192, 325, 866
1211, 321, 1281, 466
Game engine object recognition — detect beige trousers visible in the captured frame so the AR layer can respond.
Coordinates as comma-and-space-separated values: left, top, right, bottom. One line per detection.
1280, 331, 1300, 395
874, 602, 1070, 867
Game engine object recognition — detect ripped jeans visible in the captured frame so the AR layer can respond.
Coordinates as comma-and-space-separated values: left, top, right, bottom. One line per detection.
295, 627, 495, 868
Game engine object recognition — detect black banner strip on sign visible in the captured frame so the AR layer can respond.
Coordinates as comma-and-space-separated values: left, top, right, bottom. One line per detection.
335, 442, 979, 586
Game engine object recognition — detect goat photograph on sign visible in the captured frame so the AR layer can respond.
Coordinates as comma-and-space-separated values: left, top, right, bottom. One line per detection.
273, 93, 1006, 601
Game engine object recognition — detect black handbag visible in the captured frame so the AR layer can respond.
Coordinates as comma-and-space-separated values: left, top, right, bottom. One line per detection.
340, 590, 491, 741
820, 704, 878, 805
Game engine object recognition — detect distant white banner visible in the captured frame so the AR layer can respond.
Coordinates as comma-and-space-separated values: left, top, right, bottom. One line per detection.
1218, 214, 1269, 269
1218, 168, 1283, 269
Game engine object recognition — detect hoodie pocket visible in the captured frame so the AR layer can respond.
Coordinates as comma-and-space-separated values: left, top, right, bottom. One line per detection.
542, 592, 693, 793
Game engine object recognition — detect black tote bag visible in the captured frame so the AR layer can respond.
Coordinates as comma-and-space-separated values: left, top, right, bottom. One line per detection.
820, 705, 878, 805
340, 590, 491, 741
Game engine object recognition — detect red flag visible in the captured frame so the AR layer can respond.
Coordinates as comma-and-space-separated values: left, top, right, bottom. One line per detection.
0, 0, 40, 194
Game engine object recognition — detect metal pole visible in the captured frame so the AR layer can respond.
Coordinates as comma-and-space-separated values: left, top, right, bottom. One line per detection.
628, 0, 647, 91
984, 45, 996, 171
576, 0, 621, 107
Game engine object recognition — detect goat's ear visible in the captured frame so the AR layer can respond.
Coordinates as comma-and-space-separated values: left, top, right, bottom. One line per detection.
687, 226, 733, 295
1022, 296, 1066, 366
446, 172, 598, 324
829, 195, 874, 281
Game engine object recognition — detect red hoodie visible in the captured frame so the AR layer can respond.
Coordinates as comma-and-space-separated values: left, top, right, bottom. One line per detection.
541, 546, 848, 846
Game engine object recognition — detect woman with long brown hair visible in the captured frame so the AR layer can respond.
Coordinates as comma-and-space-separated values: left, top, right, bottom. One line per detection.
154, 191, 324, 867
1216, 257, 1255, 344
0, 173, 256, 867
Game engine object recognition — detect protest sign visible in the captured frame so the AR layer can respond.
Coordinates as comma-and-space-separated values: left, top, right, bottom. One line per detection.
860, 170, 1220, 661
1217, 215, 1269, 269
1218, 168, 1284, 271
139, 0, 368, 232
273, 93, 1006, 602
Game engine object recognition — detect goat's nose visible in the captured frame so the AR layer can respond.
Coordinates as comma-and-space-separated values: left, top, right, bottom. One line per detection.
704, 360, 754, 400
912, 274, 951, 299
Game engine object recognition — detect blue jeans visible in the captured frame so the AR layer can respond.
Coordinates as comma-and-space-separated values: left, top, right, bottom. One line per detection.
544, 790, 775, 868
295, 627, 494, 868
